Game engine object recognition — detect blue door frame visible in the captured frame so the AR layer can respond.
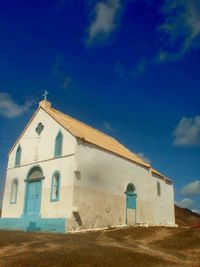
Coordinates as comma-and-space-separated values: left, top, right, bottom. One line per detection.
125, 192, 137, 225
22, 166, 44, 217
126, 192, 136, 209
24, 179, 42, 216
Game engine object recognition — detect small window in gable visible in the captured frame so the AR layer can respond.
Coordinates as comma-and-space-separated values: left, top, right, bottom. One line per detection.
36, 122, 44, 135
10, 178, 18, 204
157, 182, 161, 196
54, 131, 63, 157
15, 145, 22, 167
51, 172, 60, 201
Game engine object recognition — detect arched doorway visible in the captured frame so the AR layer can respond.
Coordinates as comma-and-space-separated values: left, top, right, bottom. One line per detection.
24, 166, 44, 216
125, 183, 137, 225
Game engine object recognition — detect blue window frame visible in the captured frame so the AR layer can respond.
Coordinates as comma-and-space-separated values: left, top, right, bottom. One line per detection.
50, 171, 61, 202
157, 182, 161, 196
10, 178, 18, 204
54, 131, 63, 157
15, 145, 22, 167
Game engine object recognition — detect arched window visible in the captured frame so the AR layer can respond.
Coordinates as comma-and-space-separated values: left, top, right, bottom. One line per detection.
54, 131, 63, 157
126, 183, 136, 194
157, 182, 161, 196
27, 166, 43, 181
10, 178, 18, 204
15, 145, 22, 167
51, 171, 60, 201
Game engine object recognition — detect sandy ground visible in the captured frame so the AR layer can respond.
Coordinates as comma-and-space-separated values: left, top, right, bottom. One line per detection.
0, 227, 200, 267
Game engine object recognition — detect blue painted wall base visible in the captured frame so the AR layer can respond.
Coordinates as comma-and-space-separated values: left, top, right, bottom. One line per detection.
0, 217, 66, 233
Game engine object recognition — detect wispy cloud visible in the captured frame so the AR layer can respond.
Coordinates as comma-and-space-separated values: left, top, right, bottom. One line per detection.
114, 59, 148, 80
176, 198, 194, 209
130, 59, 148, 78
181, 180, 200, 196
156, 0, 200, 63
137, 152, 151, 164
0, 93, 34, 119
115, 0, 200, 76
87, 0, 121, 45
51, 55, 72, 90
102, 121, 113, 132
173, 115, 200, 146
62, 76, 71, 90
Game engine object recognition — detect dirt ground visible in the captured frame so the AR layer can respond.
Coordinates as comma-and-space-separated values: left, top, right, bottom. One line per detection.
0, 226, 200, 267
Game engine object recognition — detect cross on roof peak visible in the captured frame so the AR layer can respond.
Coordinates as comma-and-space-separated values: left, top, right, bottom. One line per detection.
43, 90, 49, 101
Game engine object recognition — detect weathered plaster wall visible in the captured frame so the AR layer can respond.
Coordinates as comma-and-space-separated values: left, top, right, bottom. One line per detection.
2, 108, 76, 219
72, 187, 125, 230
72, 140, 175, 230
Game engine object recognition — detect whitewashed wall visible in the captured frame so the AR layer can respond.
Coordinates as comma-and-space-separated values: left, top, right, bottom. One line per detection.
72, 139, 175, 230
2, 106, 175, 231
2, 108, 77, 219
8, 108, 76, 168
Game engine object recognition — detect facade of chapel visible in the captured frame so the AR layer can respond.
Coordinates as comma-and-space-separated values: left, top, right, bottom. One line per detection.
0, 100, 176, 233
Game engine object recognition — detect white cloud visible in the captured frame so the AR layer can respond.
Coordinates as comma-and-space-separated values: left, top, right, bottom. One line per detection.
137, 152, 151, 164
156, 0, 200, 63
87, 0, 121, 44
181, 180, 200, 196
0, 93, 34, 119
176, 198, 194, 209
173, 116, 200, 146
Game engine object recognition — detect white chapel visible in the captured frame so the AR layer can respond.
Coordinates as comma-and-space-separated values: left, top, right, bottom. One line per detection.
0, 98, 176, 232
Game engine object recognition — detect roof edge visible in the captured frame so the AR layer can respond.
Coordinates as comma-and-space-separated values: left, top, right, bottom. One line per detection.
7, 102, 173, 184
8, 106, 41, 156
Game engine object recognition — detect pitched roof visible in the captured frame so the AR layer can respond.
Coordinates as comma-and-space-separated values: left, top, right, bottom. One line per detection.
9, 100, 171, 181
41, 101, 150, 168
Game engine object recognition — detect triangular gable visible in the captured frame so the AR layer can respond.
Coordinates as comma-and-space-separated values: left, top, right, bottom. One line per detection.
9, 100, 172, 182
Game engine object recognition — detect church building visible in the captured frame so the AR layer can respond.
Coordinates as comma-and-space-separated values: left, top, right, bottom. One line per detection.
0, 98, 176, 233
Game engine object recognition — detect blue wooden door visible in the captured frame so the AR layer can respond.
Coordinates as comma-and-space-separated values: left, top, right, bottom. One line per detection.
25, 180, 42, 216
126, 193, 136, 209
126, 192, 136, 225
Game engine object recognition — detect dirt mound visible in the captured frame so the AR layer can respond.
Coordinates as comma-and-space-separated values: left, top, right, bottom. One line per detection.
175, 205, 200, 227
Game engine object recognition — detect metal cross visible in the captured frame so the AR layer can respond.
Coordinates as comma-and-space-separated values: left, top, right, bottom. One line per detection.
43, 90, 49, 101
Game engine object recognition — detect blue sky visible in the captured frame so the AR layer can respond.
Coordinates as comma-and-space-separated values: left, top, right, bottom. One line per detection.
0, 0, 200, 211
